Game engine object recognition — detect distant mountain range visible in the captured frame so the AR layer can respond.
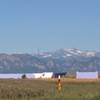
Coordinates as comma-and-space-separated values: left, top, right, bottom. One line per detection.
0, 48, 100, 74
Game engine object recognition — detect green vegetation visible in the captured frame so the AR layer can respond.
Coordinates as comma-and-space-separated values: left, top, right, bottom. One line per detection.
0, 79, 100, 100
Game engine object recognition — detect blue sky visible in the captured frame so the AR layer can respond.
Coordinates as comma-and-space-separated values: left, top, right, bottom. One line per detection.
0, 0, 100, 53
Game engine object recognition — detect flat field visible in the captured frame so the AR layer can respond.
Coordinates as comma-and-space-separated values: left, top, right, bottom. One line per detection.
0, 78, 100, 100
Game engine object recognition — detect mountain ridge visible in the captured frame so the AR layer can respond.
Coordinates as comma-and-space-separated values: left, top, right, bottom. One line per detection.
0, 48, 100, 74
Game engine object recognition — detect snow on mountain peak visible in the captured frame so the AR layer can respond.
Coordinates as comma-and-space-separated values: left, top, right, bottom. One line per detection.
84, 51, 96, 57
63, 48, 96, 57
35, 48, 97, 58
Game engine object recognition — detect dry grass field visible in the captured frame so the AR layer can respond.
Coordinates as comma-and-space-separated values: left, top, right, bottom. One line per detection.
0, 78, 100, 100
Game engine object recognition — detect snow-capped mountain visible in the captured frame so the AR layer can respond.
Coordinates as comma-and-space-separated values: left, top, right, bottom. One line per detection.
0, 48, 100, 74
37, 48, 96, 58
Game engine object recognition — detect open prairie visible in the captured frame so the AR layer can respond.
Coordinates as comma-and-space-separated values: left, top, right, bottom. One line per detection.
0, 79, 100, 100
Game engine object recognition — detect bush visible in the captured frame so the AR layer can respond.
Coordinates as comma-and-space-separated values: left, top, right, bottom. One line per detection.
21, 74, 27, 79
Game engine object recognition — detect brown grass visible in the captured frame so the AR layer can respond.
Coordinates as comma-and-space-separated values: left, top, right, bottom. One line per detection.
0, 78, 100, 100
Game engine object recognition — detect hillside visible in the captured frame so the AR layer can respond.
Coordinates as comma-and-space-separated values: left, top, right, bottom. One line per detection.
0, 49, 100, 74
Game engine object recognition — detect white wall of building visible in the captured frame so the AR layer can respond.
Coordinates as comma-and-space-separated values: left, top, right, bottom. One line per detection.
0, 72, 53, 79
0, 73, 33, 79
76, 72, 98, 79
0, 74, 22, 79
33, 73, 43, 78
33, 72, 53, 79
41, 72, 53, 78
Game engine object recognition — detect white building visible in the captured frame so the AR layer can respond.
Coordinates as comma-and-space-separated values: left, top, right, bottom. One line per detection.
41, 72, 53, 78
0, 74, 22, 79
0, 73, 33, 79
33, 72, 53, 79
33, 73, 43, 78
0, 72, 53, 79
76, 72, 98, 79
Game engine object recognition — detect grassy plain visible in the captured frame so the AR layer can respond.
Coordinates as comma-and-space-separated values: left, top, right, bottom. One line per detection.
0, 78, 100, 100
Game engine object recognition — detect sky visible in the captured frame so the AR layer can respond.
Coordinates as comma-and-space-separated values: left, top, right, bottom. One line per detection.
0, 0, 100, 53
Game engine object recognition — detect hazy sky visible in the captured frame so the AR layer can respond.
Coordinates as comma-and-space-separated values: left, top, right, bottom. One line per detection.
0, 0, 100, 53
